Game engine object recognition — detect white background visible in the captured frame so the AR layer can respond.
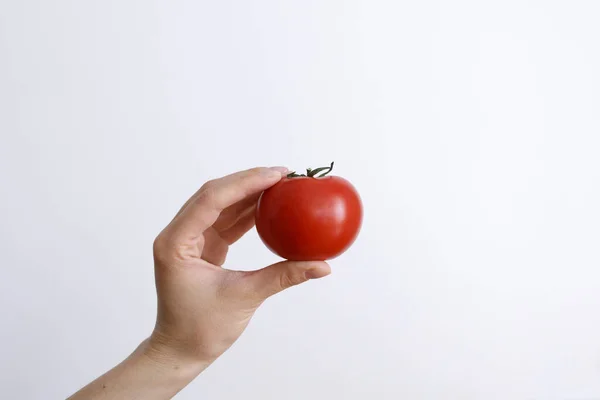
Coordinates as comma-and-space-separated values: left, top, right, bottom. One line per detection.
1, 1, 600, 399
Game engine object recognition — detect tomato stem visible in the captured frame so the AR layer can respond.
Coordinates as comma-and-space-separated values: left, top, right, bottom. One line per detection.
307, 162, 334, 177
287, 162, 334, 178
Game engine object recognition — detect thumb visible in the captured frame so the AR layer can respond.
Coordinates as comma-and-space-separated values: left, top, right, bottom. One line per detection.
244, 260, 331, 300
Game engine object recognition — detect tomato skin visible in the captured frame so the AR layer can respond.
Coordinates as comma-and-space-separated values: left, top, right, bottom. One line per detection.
255, 176, 362, 261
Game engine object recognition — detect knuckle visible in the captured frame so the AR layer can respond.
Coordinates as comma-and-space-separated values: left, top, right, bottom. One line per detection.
278, 270, 305, 290
197, 184, 219, 208
152, 233, 169, 261
154, 233, 198, 265
152, 230, 179, 264
201, 179, 217, 191
234, 173, 258, 196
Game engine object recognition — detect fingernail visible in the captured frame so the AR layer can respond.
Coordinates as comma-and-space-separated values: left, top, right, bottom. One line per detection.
269, 166, 289, 173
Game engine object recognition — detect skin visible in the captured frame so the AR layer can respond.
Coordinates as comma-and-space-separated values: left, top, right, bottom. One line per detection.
68, 166, 331, 400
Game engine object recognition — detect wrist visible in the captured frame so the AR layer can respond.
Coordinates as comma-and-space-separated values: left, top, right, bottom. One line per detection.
68, 338, 210, 400
142, 335, 211, 379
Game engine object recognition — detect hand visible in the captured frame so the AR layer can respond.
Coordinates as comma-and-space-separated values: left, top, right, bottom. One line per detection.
68, 167, 331, 400
148, 166, 331, 365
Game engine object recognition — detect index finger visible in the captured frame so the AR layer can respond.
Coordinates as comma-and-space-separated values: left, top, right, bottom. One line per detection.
169, 167, 284, 240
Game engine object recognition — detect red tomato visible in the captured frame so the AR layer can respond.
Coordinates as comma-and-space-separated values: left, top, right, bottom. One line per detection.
255, 163, 362, 261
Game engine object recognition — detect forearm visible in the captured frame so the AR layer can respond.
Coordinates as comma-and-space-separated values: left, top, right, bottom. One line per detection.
68, 339, 209, 400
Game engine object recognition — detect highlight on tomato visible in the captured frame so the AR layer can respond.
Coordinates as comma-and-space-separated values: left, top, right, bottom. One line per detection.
255, 162, 362, 261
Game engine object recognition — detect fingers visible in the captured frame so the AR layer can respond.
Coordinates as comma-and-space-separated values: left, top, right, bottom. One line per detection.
211, 192, 261, 233
169, 167, 285, 240
240, 261, 331, 301
219, 205, 257, 244
201, 228, 229, 266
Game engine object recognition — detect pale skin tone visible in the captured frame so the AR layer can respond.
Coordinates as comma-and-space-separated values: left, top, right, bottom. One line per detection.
68, 166, 331, 399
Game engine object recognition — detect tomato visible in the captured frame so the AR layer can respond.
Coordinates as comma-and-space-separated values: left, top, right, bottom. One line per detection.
255, 162, 362, 261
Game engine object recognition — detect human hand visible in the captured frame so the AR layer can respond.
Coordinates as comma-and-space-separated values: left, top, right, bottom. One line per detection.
147, 166, 331, 368
68, 167, 331, 400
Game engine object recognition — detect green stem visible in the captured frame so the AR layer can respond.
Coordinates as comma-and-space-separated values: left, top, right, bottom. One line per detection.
307, 161, 334, 177
287, 162, 335, 178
